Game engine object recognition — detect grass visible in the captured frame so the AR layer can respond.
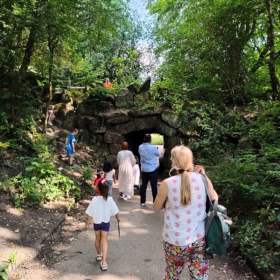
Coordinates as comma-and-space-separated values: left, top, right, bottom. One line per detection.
151, 134, 164, 145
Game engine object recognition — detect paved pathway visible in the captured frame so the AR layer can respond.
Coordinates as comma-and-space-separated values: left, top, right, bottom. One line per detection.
47, 185, 256, 280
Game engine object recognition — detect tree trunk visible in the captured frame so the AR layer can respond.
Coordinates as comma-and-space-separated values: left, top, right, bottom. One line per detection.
10, 25, 37, 122
265, 0, 279, 99
19, 26, 37, 75
44, 49, 54, 131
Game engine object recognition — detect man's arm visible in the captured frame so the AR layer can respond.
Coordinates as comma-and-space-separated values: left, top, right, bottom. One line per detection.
154, 147, 160, 156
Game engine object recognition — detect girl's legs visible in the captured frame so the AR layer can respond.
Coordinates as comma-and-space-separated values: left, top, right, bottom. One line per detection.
95, 230, 102, 255
101, 230, 109, 265
107, 180, 113, 197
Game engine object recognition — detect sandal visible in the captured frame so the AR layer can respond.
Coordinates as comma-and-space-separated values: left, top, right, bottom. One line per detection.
96, 254, 102, 261
100, 262, 108, 271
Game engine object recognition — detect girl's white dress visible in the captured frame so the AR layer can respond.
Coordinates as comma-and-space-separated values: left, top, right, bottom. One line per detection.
117, 150, 136, 196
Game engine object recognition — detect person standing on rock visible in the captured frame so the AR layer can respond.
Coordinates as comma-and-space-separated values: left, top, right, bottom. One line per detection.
103, 78, 113, 88
139, 134, 160, 206
154, 146, 218, 280
47, 107, 58, 126
117, 142, 136, 200
65, 128, 78, 166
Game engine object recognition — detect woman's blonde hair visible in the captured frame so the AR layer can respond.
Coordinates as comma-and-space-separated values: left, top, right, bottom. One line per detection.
170, 146, 194, 206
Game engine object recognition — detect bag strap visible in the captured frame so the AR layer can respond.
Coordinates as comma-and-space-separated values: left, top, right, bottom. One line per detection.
200, 173, 218, 234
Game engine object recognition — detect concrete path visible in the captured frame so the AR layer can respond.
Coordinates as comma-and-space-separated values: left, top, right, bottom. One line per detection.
48, 185, 256, 280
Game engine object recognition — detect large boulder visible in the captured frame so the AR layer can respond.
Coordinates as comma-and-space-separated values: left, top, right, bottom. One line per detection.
162, 110, 182, 129
77, 101, 95, 116
164, 136, 185, 150
155, 121, 177, 137
105, 110, 131, 124
109, 144, 121, 155
60, 90, 72, 104
79, 129, 90, 143
94, 105, 113, 116
178, 126, 201, 137
138, 77, 151, 93
55, 102, 74, 119
127, 83, 140, 94
51, 90, 63, 102
138, 91, 150, 103
95, 144, 109, 157
128, 106, 163, 117
96, 134, 104, 143
115, 121, 137, 135
76, 115, 87, 129
58, 129, 69, 141
62, 111, 76, 130
104, 131, 125, 144
107, 155, 118, 169
135, 116, 158, 131
84, 116, 101, 134
115, 88, 134, 108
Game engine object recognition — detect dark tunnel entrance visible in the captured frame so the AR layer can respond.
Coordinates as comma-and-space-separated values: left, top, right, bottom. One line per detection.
125, 130, 165, 177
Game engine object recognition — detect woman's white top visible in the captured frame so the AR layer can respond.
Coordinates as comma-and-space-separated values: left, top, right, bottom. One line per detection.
162, 173, 206, 246
86, 196, 119, 224
105, 169, 115, 181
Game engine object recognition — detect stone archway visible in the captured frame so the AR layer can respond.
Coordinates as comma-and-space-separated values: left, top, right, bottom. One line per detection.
61, 77, 193, 175
101, 107, 185, 175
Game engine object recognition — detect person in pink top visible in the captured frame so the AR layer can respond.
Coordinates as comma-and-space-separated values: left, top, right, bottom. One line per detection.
154, 145, 218, 280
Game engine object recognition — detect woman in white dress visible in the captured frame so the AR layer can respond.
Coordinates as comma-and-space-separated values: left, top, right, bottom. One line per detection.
117, 142, 136, 200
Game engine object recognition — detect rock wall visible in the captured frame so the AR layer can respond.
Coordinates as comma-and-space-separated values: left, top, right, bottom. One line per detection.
59, 77, 199, 171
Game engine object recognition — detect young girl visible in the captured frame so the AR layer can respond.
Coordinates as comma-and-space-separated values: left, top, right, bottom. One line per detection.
85, 179, 120, 271
103, 161, 116, 197
93, 170, 104, 195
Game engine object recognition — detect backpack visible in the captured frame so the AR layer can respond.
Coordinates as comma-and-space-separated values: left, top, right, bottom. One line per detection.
200, 174, 233, 259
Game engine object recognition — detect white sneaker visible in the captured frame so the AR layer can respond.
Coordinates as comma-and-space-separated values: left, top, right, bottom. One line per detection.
124, 196, 128, 201
49, 122, 53, 126
96, 254, 102, 261
140, 203, 146, 206
100, 262, 108, 271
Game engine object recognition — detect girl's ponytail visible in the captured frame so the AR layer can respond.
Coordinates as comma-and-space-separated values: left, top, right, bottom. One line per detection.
98, 179, 109, 201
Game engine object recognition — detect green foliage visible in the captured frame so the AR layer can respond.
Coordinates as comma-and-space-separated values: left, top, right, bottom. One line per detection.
82, 168, 92, 181
0, 250, 17, 280
151, 134, 164, 145
0, 264, 9, 280
1, 157, 78, 208
88, 87, 114, 109
148, 0, 280, 102
193, 100, 280, 270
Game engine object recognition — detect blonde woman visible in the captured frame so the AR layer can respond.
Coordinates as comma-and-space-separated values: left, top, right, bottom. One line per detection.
154, 146, 218, 280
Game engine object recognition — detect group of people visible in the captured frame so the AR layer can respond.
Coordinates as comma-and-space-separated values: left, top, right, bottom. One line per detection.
117, 134, 160, 205
84, 133, 218, 280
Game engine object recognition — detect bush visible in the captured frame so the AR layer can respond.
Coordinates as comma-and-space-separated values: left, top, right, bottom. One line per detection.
82, 167, 92, 181
1, 157, 79, 208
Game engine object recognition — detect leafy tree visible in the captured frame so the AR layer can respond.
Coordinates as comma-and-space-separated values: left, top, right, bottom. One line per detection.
148, 0, 280, 102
